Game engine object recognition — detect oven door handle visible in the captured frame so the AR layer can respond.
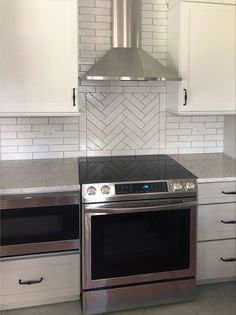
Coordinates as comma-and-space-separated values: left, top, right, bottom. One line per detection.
85, 200, 197, 214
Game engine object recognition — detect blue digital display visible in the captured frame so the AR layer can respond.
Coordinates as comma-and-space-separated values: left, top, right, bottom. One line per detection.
143, 185, 150, 189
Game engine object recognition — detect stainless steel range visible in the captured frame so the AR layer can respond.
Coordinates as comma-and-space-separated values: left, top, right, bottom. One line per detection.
79, 155, 197, 315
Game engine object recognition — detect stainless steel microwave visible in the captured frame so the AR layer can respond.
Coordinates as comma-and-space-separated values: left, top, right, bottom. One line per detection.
0, 192, 80, 257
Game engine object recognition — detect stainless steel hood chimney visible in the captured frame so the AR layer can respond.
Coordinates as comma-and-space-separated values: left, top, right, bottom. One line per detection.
80, 0, 181, 81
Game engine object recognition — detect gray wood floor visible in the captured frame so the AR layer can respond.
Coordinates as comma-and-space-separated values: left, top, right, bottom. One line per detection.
1, 282, 235, 315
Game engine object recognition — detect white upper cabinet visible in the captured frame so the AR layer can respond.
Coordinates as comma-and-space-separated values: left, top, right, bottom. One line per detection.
167, 0, 236, 115
0, 0, 78, 116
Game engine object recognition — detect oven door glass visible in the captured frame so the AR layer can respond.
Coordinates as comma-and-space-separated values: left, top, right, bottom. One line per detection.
91, 209, 190, 280
1, 205, 79, 246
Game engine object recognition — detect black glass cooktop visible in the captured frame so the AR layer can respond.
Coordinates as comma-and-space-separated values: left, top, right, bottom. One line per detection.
78, 155, 197, 184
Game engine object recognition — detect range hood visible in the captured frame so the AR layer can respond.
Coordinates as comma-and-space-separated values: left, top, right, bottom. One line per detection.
80, 0, 181, 81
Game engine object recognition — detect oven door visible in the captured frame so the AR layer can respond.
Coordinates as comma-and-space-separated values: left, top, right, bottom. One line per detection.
1, 192, 80, 257
82, 198, 197, 290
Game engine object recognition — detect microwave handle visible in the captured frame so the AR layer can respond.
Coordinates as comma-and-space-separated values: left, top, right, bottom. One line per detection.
85, 200, 197, 215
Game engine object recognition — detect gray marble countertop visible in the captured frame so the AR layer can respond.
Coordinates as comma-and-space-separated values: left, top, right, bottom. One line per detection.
171, 153, 236, 183
0, 158, 79, 195
1, 153, 235, 195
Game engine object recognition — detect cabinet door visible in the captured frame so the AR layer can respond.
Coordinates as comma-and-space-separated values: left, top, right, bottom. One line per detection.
197, 239, 236, 283
1, 253, 80, 310
197, 203, 236, 241
0, 0, 78, 115
180, 2, 235, 113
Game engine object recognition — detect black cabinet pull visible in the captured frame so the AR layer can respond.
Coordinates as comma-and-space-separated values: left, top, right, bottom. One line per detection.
72, 88, 76, 106
18, 277, 43, 285
221, 220, 236, 224
183, 89, 187, 106
220, 257, 236, 262
222, 191, 236, 195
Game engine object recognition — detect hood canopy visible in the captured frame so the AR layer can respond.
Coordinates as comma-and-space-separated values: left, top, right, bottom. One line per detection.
80, 0, 181, 81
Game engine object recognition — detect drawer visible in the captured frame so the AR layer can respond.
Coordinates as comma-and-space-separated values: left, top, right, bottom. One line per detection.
197, 239, 236, 282
198, 203, 236, 241
198, 181, 236, 204
0, 253, 80, 310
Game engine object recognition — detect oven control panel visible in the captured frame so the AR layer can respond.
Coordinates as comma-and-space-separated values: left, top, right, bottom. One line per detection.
115, 182, 168, 195
82, 179, 197, 202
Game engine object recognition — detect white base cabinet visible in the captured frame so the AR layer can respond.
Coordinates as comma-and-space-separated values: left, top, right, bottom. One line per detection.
0, 253, 80, 311
197, 181, 236, 284
197, 239, 236, 283
167, 0, 236, 115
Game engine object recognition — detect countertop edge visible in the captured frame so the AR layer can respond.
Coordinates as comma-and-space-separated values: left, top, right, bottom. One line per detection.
0, 185, 80, 196
197, 177, 236, 183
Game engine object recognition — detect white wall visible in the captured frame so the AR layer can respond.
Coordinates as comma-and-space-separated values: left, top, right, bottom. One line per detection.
0, 0, 224, 160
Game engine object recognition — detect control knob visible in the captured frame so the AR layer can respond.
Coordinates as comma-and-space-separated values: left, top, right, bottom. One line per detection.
101, 185, 111, 195
172, 182, 183, 191
87, 186, 97, 196
185, 181, 195, 190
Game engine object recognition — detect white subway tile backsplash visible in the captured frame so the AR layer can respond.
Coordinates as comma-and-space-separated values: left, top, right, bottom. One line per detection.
1, 132, 17, 139
166, 136, 178, 142
80, 7, 111, 15
217, 128, 224, 135
0, 118, 17, 124
205, 134, 224, 141
166, 129, 191, 136
143, 10, 166, 18
153, 4, 167, 11
2, 153, 33, 160
204, 147, 223, 153
1, 124, 31, 132
179, 135, 204, 141
167, 123, 179, 129
17, 117, 48, 124
32, 124, 63, 132
79, 29, 95, 36
64, 138, 79, 145
95, 0, 111, 8
1, 139, 33, 146
142, 19, 153, 25
18, 132, 41, 139
159, 148, 179, 154
205, 122, 224, 128
18, 145, 49, 153
49, 117, 78, 124
80, 43, 96, 50
179, 122, 205, 129
63, 124, 79, 131
81, 36, 110, 44
33, 152, 64, 159
81, 50, 106, 58
192, 116, 217, 122
179, 148, 204, 154
64, 151, 82, 158
153, 18, 168, 26
79, 14, 96, 22
79, 0, 95, 7
166, 142, 191, 148
80, 22, 110, 30
0, 0, 224, 160
1, 146, 18, 153
96, 15, 112, 23
205, 128, 217, 134
50, 144, 78, 152
33, 138, 63, 145
143, 3, 153, 10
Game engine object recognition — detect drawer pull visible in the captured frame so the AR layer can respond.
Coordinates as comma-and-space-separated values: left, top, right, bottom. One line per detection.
220, 257, 236, 262
222, 191, 236, 195
18, 277, 43, 285
221, 220, 236, 224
